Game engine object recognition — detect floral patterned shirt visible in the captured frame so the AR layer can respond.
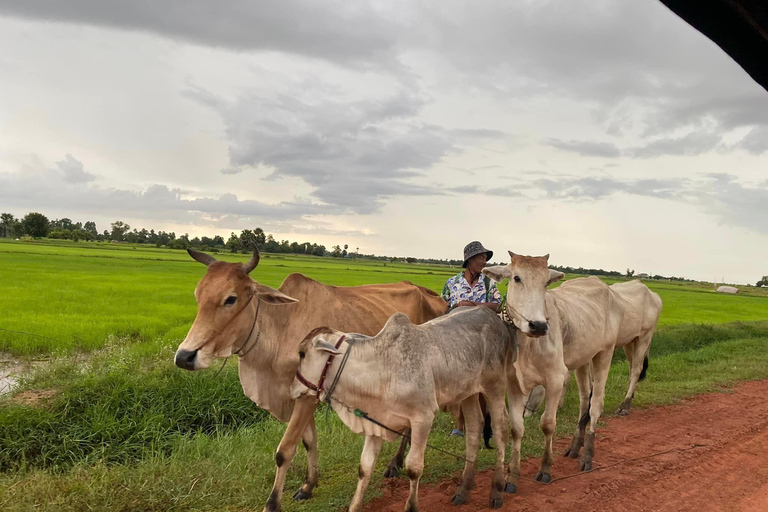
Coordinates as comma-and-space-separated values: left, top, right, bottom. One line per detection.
441, 271, 502, 310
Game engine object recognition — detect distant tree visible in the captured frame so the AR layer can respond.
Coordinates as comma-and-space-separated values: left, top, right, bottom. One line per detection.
212, 235, 224, 247
0, 213, 15, 237
110, 220, 130, 241
254, 227, 266, 247
22, 212, 50, 238
331, 245, 342, 257
226, 232, 242, 253
406, 257, 417, 263
757, 276, 768, 287
626, 268, 635, 278
83, 221, 98, 236
240, 229, 258, 250
343, 244, 348, 257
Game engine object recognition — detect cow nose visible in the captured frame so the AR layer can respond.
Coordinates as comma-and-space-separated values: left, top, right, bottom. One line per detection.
175, 349, 199, 370
528, 321, 549, 336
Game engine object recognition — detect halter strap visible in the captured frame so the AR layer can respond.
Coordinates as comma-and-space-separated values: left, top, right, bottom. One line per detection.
296, 335, 347, 395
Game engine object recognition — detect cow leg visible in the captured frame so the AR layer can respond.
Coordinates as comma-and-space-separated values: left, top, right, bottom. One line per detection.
564, 365, 591, 458
348, 435, 383, 512
505, 388, 525, 494
486, 391, 508, 509
383, 429, 410, 478
264, 397, 316, 512
293, 415, 318, 500
404, 417, 433, 512
617, 333, 652, 415
580, 350, 612, 472
452, 396, 481, 505
536, 373, 565, 484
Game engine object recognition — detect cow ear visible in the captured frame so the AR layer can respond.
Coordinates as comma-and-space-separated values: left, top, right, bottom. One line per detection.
188, 248, 216, 266
253, 283, 299, 305
315, 339, 342, 356
483, 265, 511, 283
507, 250, 516, 259
547, 269, 565, 286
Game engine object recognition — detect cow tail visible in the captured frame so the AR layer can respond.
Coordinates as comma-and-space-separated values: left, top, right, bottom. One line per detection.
639, 355, 649, 382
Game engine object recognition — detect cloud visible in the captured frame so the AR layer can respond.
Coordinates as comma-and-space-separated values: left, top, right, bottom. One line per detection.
544, 138, 621, 158
737, 126, 768, 155
0, 162, 344, 227
55, 154, 97, 183
531, 173, 768, 234
627, 132, 724, 158
0, 0, 406, 68
184, 82, 503, 214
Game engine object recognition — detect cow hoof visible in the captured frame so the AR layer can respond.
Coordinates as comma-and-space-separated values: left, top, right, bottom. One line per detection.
451, 492, 467, 505
383, 465, 400, 478
504, 483, 517, 494
489, 496, 503, 509
292, 489, 311, 501
615, 407, 630, 416
579, 460, 592, 472
535, 471, 551, 484
564, 448, 580, 459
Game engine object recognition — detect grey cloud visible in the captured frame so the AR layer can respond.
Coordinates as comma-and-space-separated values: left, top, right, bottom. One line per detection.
55, 153, 97, 183
220, 167, 243, 175
185, 84, 501, 214
627, 132, 724, 158
530, 173, 768, 234
546, 131, 729, 159
485, 187, 524, 197
544, 138, 621, 158
0, 0, 404, 67
0, 168, 343, 226
737, 126, 768, 155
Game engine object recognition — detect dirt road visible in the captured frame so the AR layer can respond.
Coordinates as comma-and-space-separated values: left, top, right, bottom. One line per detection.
369, 379, 768, 512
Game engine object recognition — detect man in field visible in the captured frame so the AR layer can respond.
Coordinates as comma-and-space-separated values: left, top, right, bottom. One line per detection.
441, 241, 502, 313
441, 241, 502, 437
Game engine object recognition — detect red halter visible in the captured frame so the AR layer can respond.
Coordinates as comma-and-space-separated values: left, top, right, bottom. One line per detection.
296, 335, 346, 395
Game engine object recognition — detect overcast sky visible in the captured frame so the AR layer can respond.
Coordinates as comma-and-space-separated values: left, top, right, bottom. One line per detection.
1, 1, 766, 283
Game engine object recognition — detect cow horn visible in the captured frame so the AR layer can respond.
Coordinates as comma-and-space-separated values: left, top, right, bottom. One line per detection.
508, 250, 516, 259
243, 246, 260, 274
187, 248, 217, 266
544, 253, 550, 261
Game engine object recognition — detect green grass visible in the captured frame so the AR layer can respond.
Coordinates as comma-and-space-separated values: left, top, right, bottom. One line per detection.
4, 325, 768, 512
2, 238, 768, 512
2, 238, 766, 355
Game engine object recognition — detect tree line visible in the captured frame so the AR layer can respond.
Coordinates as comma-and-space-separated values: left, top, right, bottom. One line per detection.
3, 211, 752, 284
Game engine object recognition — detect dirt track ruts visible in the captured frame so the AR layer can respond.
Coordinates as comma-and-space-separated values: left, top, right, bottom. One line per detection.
368, 379, 768, 512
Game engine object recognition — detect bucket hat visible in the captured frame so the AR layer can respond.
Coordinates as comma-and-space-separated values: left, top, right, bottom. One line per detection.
463, 241, 493, 268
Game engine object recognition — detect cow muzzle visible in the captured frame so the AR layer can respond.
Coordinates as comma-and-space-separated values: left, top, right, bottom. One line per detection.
175, 348, 199, 371
527, 321, 549, 337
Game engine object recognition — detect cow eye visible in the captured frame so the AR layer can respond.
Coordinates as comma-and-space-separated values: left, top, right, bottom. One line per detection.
299, 351, 305, 359
224, 295, 237, 305
514, 276, 521, 283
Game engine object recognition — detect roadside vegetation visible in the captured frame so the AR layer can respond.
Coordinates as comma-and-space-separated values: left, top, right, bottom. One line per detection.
1, 239, 767, 511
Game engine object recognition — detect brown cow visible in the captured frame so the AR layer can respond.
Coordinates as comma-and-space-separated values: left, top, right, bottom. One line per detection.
174, 247, 446, 501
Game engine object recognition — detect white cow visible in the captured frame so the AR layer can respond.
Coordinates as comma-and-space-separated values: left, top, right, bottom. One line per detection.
482, 252, 624, 491
524, 280, 662, 417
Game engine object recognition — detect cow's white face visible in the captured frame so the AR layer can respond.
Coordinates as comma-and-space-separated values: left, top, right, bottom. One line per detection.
174, 248, 298, 371
482, 251, 564, 337
291, 328, 345, 400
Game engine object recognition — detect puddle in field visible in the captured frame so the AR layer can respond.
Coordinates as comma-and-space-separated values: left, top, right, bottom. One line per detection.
0, 352, 44, 396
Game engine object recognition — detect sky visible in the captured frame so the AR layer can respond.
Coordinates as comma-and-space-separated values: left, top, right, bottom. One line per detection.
0, 0, 766, 284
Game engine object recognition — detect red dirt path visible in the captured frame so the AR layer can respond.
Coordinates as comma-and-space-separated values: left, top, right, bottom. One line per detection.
368, 379, 768, 512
